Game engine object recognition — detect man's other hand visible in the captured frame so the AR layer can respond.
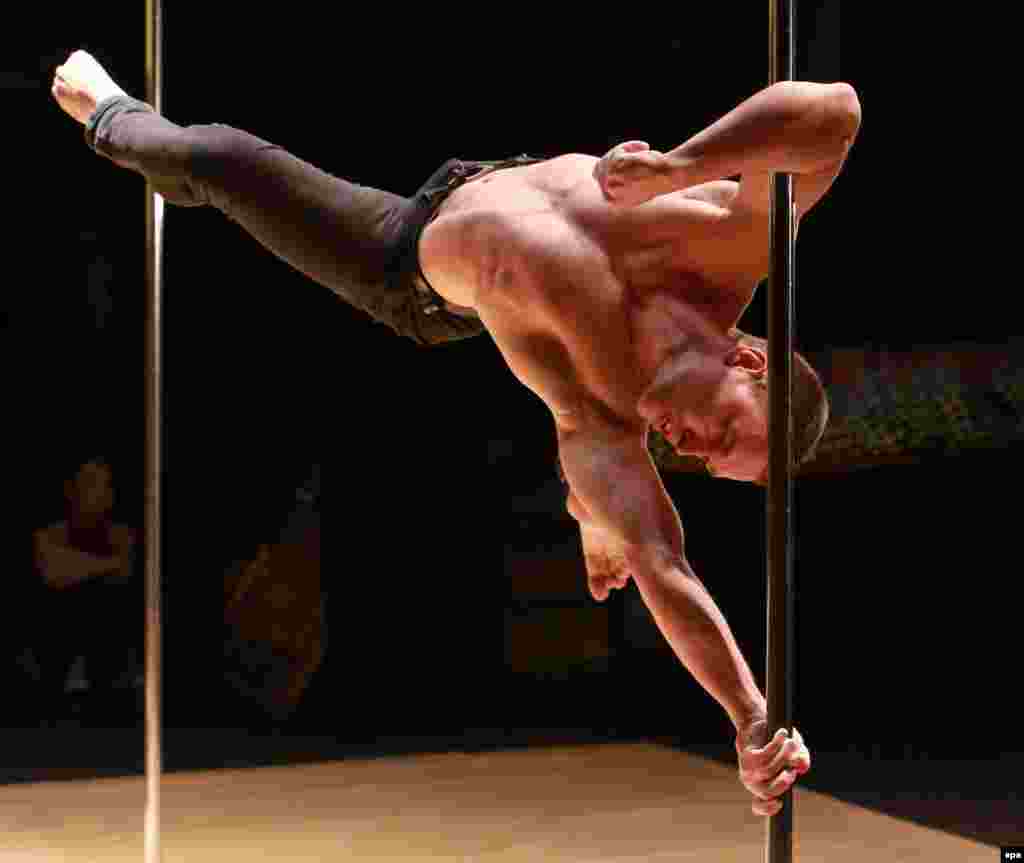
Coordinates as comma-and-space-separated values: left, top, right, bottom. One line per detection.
594, 141, 672, 207
579, 522, 632, 602
735, 718, 812, 817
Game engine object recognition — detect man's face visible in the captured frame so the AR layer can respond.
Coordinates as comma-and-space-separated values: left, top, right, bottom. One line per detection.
638, 345, 769, 483
69, 460, 115, 515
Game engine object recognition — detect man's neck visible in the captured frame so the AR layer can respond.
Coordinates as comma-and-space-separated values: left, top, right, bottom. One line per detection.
632, 287, 735, 384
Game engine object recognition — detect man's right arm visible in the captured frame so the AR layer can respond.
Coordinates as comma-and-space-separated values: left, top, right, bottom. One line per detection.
558, 422, 765, 731
628, 546, 767, 731
33, 529, 121, 590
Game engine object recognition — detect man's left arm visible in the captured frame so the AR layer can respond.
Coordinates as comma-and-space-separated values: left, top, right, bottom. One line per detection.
663, 81, 861, 190
595, 82, 861, 211
729, 130, 858, 225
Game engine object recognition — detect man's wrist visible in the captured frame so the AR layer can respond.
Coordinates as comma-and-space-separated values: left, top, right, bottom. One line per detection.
732, 699, 768, 732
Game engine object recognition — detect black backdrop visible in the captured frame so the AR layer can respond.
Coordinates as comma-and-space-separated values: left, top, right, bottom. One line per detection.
7, 3, 1020, 754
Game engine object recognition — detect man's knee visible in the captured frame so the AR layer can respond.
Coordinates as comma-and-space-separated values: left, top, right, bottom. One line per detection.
176, 123, 271, 209
184, 123, 267, 185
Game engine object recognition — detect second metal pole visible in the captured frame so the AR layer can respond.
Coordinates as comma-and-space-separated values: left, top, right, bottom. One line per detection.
766, 0, 796, 860
143, 0, 165, 860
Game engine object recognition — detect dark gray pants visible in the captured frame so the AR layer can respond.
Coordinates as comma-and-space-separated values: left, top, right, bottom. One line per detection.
85, 94, 545, 346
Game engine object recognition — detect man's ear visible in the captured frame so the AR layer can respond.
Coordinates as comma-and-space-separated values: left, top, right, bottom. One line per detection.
726, 344, 767, 372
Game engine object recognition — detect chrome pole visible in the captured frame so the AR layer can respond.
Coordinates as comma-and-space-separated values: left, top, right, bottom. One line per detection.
143, 0, 165, 859
766, 0, 796, 860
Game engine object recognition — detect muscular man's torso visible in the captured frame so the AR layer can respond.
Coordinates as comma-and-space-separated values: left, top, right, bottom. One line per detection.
418, 154, 769, 432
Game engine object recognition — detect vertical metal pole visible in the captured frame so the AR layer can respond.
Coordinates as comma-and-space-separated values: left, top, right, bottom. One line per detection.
767, 0, 796, 861
143, 0, 165, 861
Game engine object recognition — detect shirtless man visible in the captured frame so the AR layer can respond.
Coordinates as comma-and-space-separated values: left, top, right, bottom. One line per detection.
53, 49, 861, 817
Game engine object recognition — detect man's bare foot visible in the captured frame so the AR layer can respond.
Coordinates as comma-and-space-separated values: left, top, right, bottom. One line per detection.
51, 50, 129, 126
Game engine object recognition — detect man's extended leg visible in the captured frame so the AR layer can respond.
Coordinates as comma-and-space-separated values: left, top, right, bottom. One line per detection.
56, 49, 483, 343
87, 96, 408, 311
83, 93, 485, 345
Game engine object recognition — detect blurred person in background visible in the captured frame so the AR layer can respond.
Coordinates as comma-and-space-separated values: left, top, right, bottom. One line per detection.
32, 453, 143, 723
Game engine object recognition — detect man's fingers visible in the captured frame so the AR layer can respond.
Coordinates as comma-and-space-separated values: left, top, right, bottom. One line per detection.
745, 768, 796, 812
797, 748, 811, 773
745, 740, 810, 782
753, 729, 789, 754
760, 737, 802, 780
742, 726, 809, 816
589, 577, 628, 602
765, 768, 797, 797
745, 728, 788, 763
740, 730, 805, 782
789, 728, 811, 773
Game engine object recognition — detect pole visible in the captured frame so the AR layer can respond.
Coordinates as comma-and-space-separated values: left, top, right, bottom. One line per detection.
766, 0, 796, 860
143, 0, 165, 860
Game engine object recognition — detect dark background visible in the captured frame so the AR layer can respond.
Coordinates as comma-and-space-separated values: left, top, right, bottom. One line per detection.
4, 0, 1020, 820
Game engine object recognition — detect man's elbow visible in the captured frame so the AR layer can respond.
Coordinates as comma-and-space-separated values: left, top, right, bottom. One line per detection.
800, 83, 861, 169
624, 540, 690, 581
826, 82, 862, 142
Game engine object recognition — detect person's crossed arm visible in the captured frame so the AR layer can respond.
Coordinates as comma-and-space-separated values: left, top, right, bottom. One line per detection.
557, 419, 811, 817
34, 524, 137, 590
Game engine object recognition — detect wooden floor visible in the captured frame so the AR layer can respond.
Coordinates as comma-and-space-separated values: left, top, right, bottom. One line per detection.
0, 741, 993, 861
